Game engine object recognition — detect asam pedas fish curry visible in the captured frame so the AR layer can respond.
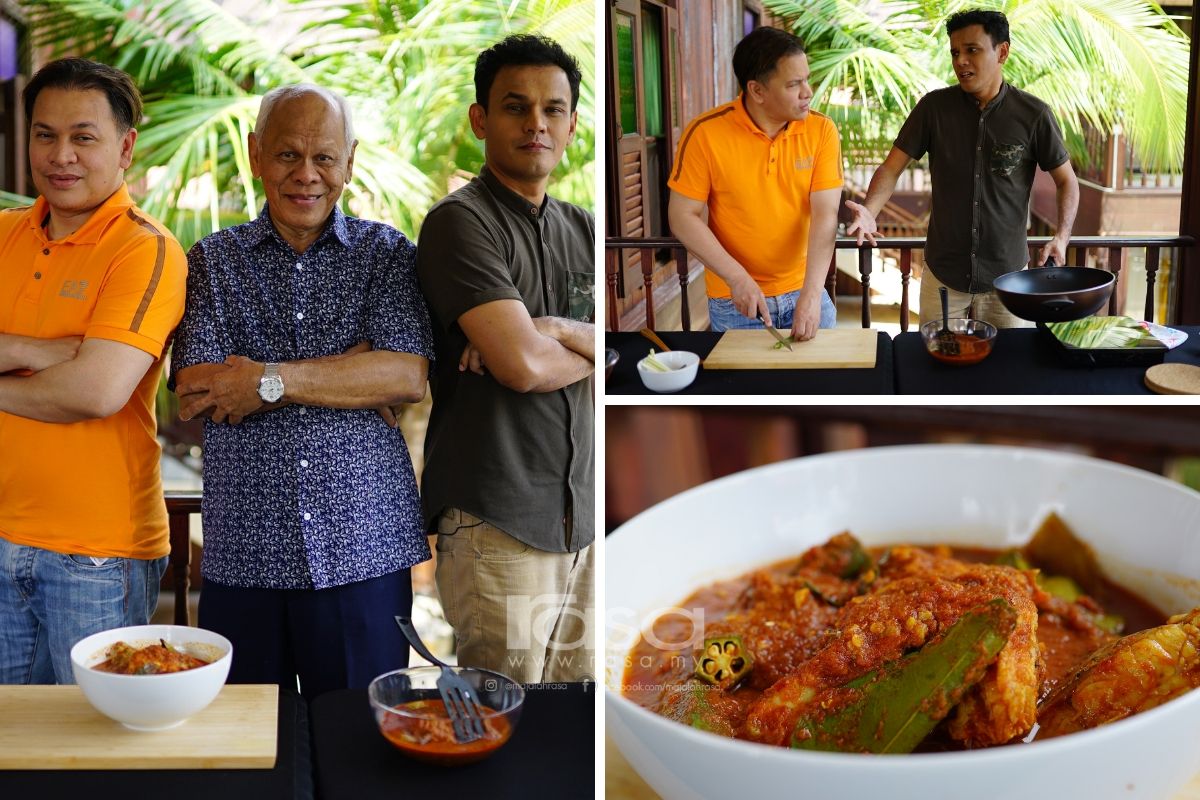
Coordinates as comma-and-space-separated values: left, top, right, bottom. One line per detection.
622, 514, 1200, 753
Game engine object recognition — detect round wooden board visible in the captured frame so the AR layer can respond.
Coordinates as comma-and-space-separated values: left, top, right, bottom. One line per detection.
1145, 363, 1200, 395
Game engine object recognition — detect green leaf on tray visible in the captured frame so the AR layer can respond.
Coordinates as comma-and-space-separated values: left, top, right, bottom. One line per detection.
1046, 317, 1152, 349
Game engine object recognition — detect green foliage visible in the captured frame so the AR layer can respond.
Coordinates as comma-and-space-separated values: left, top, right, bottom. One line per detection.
763, 0, 1189, 173
20, 0, 596, 249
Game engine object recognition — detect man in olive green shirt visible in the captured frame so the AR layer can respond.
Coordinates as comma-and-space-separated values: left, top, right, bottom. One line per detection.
846, 9, 1079, 328
416, 34, 594, 684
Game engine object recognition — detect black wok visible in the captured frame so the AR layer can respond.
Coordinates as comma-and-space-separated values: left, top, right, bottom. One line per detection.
992, 259, 1114, 322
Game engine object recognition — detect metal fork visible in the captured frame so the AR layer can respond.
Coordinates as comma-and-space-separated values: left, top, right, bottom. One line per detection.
394, 615, 486, 743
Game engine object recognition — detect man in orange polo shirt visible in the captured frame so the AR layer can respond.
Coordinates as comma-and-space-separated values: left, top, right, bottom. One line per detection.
0, 58, 186, 684
669, 26, 843, 341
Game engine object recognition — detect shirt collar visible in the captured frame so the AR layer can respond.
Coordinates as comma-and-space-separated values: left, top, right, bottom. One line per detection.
963, 80, 1009, 114
237, 204, 352, 250
479, 165, 549, 221
732, 94, 801, 141
30, 183, 135, 245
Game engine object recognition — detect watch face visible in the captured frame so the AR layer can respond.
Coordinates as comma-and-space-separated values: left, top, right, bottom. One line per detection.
259, 376, 284, 403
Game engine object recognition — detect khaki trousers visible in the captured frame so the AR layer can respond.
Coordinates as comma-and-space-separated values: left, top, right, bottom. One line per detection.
434, 508, 595, 683
919, 269, 1032, 329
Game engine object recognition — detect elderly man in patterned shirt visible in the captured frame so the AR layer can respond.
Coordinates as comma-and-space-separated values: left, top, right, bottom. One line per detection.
170, 85, 434, 698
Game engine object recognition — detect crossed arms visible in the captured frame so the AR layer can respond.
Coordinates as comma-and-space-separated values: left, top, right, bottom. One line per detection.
174, 345, 428, 426
456, 300, 593, 393
0, 334, 154, 423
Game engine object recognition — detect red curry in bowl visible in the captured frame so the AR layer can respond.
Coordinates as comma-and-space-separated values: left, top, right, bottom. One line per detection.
378, 698, 513, 765
93, 640, 214, 675
623, 515, 1199, 753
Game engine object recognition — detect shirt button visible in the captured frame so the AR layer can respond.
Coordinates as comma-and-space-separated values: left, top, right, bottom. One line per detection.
298, 407, 307, 416
303, 512, 312, 521
42, 248, 49, 255
33, 271, 41, 279
296, 312, 304, 320
530, 207, 538, 216
300, 459, 309, 468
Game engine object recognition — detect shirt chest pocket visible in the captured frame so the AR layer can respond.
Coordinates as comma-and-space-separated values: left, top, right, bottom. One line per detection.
990, 142, 1026, 178
566, 268, 594, 323
10, 281, 95, 337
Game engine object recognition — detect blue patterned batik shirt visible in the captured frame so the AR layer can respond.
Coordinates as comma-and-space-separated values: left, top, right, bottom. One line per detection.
170, 207, 435, 589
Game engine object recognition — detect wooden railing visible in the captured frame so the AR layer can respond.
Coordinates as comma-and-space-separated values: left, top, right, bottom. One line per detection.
605, 235, 1196, 332
165, 491, 202, 626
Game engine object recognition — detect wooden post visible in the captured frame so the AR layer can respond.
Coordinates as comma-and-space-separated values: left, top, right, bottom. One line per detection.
859, 248, 873, 328
641, 247, 656, 330
1107, 246, 1124, 316
899, 249, 912, 332
1145, 246, 1161, 323
606, 249, 621, 331
825, 251, 838, 317
1177, 13, 1200, 324
1071, 244, 1085, 267
674, 247, 691, 331
164, 492, 202, 627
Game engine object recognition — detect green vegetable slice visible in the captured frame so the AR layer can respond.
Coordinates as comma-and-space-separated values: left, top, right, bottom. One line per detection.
790, 598, 1017, 754
643, 349, 672, 372
693, 635, 753, 688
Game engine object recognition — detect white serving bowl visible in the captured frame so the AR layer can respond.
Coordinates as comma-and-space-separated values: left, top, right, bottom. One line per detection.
71, 624, 232, 731
637, 351, 700, 393
605, 445, 1200, 800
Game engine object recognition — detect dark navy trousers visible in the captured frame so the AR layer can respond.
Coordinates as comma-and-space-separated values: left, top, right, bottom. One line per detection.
199, 569, 413, 699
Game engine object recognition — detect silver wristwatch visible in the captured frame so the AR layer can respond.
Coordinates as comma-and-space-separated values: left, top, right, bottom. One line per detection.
258, 362, 284, 403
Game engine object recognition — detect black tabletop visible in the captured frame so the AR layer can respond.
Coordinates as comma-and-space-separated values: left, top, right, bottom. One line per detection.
894, 325, 1200, 394
310, 682, 594, 800
604, 331, 895, 395
0, 688, 312, 800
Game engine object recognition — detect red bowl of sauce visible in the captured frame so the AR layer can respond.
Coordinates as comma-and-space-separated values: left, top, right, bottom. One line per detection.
368, 666, 524, 766
920, 319, 997, 366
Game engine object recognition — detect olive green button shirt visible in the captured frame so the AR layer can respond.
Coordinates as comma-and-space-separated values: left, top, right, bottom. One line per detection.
416, 167, 594, 553
894, 83, 1069, 293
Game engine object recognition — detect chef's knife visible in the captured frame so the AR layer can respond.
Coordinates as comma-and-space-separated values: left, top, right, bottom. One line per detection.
757, 312, 794, 351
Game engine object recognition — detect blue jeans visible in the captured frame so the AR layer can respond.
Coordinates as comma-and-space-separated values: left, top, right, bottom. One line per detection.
0, 537, 166, 684
708, 288, 838, 332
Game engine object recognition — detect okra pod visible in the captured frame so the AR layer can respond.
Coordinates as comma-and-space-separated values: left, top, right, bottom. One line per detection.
790, 598, 1017, 754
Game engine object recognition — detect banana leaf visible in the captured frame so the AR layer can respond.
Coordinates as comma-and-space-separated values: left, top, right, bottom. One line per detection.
1046, 317, 1157, 349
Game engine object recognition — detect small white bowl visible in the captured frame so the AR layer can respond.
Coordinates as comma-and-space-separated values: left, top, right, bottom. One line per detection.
70, 624, 232, 731
636, 351, 700, 392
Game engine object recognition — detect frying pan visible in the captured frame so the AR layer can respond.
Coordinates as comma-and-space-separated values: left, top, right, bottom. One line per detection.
992, 258, 1115, 322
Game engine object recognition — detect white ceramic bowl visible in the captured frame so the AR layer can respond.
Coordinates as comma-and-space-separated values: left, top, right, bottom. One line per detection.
637, 351, 700, 392
606, 445, 1200, 800
71, 624, 232, 731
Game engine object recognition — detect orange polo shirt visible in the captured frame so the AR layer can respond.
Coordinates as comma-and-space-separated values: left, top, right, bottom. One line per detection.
0, 184, 187, 558
668, 96, 844, 298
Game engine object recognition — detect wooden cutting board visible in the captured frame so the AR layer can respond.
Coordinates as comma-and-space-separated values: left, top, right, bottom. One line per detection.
702, 328, 877, 369
0, 684, 278, 769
